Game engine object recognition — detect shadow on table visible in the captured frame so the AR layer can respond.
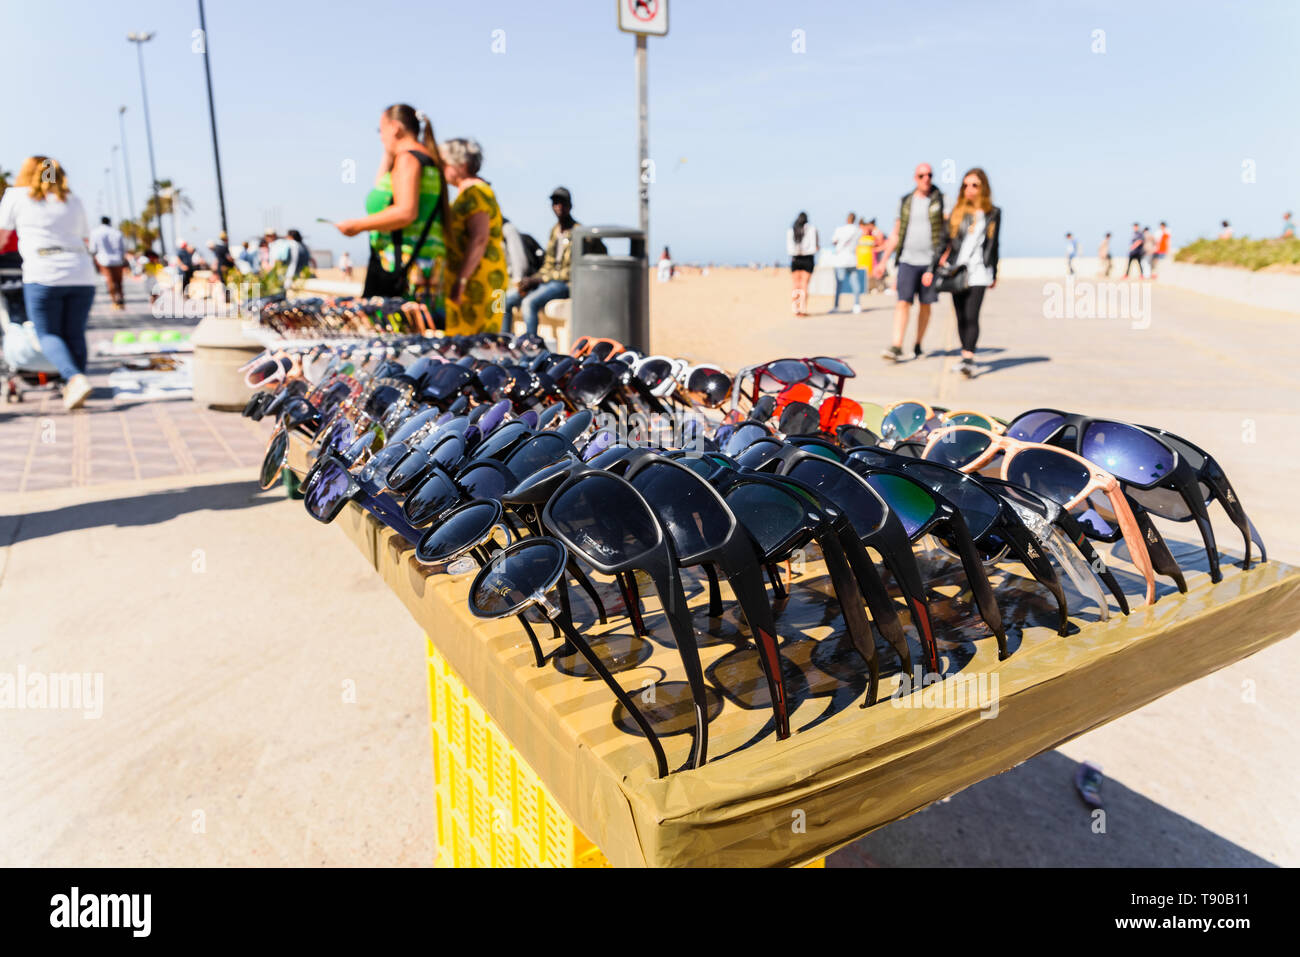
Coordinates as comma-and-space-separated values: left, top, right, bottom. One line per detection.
0, 480, 276, 546
830, 749, 1275, 867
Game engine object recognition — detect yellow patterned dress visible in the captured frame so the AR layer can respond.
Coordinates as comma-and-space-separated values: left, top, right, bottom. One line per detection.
443, 181, 506, 335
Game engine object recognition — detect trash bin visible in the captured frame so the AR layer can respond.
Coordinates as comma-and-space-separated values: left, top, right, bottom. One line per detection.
569, 226, 649, 352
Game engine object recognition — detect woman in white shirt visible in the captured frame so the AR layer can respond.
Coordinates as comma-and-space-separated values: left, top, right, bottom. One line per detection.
923, 168, 1001, 378
786, 212, 818, 317
0, 156, 97, 408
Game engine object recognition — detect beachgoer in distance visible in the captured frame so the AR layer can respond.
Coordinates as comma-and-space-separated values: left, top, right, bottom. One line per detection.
829, 212, 861, 313
923, 167, 1000, 379
878, 163, 945, 361
786, 211, 818, 317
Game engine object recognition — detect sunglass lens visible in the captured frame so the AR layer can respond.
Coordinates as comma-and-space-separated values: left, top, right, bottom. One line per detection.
862, 473, 937, 538
923, 429, 991, 468
457, 463, 510, 501
630, 464, 729, 559
418, 500, 498, 564
470, 538, 568, 617
723, 422, 768, 457
947, 412, 992, 430
721, 483, 805, 555
1005, 447, 1091, 507
1007, 410, 1065, 442
1080, 422, 1175, 487
259, 427, 289, 490
881, 402, 926, 441
788, 459, 885, 536
404, 470, 461, 526
305, 459, 352, 522
548, 473, 659, 560
899, 461, 999, 540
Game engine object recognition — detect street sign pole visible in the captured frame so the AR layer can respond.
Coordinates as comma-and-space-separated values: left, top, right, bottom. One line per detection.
636, 33, 648, 244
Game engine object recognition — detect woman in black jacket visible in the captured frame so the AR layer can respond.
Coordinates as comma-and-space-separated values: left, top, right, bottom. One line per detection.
923, 168, 1000, 377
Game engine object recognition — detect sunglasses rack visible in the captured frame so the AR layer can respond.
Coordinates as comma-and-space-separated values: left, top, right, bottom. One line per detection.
249, 340, 1293, 866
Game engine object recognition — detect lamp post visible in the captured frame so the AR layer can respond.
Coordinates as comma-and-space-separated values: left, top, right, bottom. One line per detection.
117, 106, 136, 218
109, 146, 124, 223
196, 0, 230, 241
127, 31, 166, 256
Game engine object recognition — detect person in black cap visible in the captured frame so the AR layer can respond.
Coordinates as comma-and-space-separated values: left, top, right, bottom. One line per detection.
504, 185, 597, 337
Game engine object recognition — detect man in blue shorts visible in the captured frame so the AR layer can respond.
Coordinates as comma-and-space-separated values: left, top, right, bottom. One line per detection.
878, 163, 945, 360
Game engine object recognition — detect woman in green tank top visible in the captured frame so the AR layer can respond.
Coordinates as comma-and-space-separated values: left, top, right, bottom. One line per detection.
335, 104, 450, 321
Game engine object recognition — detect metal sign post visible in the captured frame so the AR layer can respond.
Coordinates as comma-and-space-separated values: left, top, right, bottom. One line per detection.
619, 1, 667, 246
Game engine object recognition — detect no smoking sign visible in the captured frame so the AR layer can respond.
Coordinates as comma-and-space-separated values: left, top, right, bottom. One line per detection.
618, 0, 668, 36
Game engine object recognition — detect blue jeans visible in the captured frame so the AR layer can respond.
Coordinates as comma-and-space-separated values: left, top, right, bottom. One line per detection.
504, 280, 569, 337
833, 267, 864, 309
24, 283, 94, 379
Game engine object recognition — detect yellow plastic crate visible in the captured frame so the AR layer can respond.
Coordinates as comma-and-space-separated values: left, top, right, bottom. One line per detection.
426, 637, 824, 868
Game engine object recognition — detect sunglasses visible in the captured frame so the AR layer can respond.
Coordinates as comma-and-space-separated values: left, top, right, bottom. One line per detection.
857, 452, 1071, 636
469, 537, 670, 778
612, 453, 791, 738
709, 469, 886, 703
879, 400, 951, 444
735, 444, 941, 674
541, 470, 712, 770
920, 426, 1160, 605
1010, 409, 1261, 582
843, 461, 1011, 659
977, 476, 1125, 619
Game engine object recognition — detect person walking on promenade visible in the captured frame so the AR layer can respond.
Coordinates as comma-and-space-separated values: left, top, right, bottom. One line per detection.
787, 211, 818, 317
1218, 220, 1233, 240
338, 250, 352, 280
89, 216, 127, 309
1099, 232, 1112, 277
1141, 226, 1157, 278
863, 218, 886, 292
923, 167, 1000, 378
878, 163, 945, 360
1152, 221, 1170, 279
1282, 211, 1295, 239
1065, 232, 1078, 275
0, 156, 97, 409
1123, 222, 1145, 277
830, 212, 861, 313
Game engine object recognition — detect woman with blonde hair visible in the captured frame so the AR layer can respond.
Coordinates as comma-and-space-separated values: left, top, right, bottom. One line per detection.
335, 104, 449, 323
439, 138, 506, 335
0, 156, 97, 408
923, 167, 1001, 377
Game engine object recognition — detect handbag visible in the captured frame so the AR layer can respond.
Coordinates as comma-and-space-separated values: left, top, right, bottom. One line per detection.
361, 164, 444, 300
935, 261, 968, 294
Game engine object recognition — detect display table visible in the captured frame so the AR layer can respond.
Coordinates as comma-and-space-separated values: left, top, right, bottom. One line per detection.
287, 438, 1300, 867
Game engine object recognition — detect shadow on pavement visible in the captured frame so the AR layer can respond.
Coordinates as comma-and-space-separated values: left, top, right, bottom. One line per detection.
1, 481, 278, 546
972, 354, 1050, 377
829, 749, 1273, 867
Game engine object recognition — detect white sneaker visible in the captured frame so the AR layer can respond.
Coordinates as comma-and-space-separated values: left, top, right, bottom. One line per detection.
63, 374, 92, 410
852, 304, 862, 314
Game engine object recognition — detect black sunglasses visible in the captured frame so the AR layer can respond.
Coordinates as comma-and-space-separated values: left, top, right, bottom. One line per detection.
469, 537, 670, 778
542, 470, 713, 770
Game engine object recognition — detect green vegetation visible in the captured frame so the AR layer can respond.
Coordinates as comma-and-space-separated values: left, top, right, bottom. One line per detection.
1175, 237, 1300, 271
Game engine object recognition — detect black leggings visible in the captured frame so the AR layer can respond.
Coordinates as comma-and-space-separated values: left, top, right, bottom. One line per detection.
951, 286, 986, 354
1124, 253, 1144, 277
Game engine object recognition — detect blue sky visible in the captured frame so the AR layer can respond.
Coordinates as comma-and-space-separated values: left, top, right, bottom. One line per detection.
5, 0, 1297, 263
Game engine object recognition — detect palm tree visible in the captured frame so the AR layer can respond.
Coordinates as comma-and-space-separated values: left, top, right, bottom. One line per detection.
145, 180, 194, 250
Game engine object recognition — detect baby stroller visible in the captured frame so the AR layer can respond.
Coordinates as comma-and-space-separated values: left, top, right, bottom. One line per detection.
0, 257, 62, 403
